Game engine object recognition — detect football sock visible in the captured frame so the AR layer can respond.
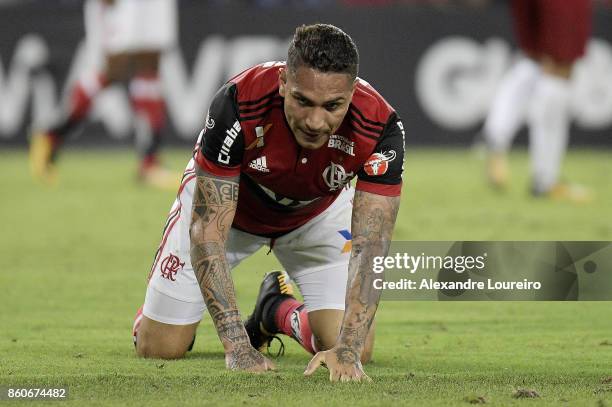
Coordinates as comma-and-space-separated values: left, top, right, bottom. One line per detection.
49, 72, 107, 143
129, 73, 165, 168
527, 72, 571, 193
132, 305, 143, 347
265, 296, 317, 355
483, 56, 540, 152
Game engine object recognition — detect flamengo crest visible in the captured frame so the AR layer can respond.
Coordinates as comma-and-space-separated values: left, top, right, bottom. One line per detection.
160, 254, 185, 281
323, 162, 353, 191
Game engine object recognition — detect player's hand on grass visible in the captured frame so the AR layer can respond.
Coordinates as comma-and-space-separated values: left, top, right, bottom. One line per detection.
225, 344, 276, 373
304, 346, 371, 382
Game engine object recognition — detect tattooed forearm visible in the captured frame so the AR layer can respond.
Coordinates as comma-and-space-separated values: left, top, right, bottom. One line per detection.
192, 174, 239, 240
189, 167, 249, 353
337, 190, 400, 358
215, 310, 251, 346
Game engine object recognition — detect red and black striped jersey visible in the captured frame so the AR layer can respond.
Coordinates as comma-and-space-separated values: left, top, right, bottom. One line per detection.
194, 62, 404, 237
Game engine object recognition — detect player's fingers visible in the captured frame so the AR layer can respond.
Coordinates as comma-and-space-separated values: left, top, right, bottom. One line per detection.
355, 372, 367, 382
354, 367, 365, 380
330, 369, 341, 382
304, 352, 325, 376
362, 373, 372, 383
340, 374, 351, 383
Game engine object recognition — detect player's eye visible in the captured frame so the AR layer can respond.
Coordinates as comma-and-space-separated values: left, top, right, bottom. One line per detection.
294, 95, 313, 107
325, 103, 340, 112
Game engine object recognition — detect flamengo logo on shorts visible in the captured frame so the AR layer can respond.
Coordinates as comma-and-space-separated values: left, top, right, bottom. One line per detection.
364, 150, 397, 176
322, 162, 353, 191
160, 254, 185, 281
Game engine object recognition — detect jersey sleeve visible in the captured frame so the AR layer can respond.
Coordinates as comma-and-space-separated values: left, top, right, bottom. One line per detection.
355, 113, 405, 197
194, 83, 244, 177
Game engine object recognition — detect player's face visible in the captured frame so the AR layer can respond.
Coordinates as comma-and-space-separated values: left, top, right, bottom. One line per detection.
279, 66, 356, 149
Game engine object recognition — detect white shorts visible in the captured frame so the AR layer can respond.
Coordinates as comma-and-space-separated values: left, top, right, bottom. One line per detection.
85, 0, 178, 55
143, 164, 354, 325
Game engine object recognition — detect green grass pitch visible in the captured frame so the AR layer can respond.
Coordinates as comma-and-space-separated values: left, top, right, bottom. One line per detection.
0, 147, 611, 406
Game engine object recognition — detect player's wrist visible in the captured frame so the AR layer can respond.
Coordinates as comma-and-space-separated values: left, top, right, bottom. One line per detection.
223, 342, 252, 353
221, 334, 253, 354
214, 314, 252, 354
331, 343, 361, 365
335, 326, 368, 363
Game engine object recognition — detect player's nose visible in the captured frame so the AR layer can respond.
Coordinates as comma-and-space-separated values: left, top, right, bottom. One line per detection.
304, 108, 326, 133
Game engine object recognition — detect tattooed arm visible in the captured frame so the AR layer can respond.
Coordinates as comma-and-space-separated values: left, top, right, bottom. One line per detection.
304, 190, 400, 382
190, 165, 275, 372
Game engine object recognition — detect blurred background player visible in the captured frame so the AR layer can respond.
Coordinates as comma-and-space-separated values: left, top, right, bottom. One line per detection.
482, 0, 593, 202
29, 0, 179, 189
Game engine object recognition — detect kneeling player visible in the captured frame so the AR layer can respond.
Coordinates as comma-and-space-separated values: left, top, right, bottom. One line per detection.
133, 23, 404, 382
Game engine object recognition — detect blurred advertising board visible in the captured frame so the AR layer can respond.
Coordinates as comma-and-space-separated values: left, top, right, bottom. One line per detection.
1, 2, 611, 146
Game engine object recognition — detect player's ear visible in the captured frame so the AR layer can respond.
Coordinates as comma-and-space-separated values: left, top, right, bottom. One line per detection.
279, 68, 287, 97
346, 77, 358, 100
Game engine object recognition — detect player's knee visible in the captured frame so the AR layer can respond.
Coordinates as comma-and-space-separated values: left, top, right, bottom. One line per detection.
135, 329, 189, 359
360, 344, 374, 364
308, 309, 343, 351
136, 341, 187, 360
361, 321, 376, 364
134, 316, 194, 360
313, 330, 339, 351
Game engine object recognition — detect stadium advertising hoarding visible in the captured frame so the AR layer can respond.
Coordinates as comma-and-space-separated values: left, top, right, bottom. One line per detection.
1, 2, 611, 147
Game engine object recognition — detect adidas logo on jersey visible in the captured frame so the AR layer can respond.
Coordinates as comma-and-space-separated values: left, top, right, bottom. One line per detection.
248, 156, 270, 173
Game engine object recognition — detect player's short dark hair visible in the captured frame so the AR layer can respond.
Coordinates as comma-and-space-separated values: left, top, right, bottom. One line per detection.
287, 24, 359, 79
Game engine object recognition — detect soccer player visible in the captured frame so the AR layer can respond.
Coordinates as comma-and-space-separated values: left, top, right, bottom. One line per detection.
483, 0, 592, 202
29, 0, 178, 189
133, 24, 405, 382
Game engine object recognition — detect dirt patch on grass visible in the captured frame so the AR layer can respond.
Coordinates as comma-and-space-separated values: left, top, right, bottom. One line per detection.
512, 389, 540, 399
464, 395, 487, 404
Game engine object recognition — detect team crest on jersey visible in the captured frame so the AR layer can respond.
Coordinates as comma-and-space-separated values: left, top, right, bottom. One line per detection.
160, 254, 185, 282
364, 151, 397, 176
327, 134, 355, 156
323, 162, 353, 191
